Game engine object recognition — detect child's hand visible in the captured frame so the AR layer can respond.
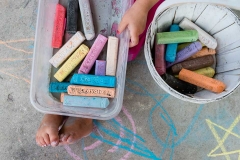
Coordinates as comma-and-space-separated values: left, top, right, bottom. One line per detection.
118, 2, 148, 48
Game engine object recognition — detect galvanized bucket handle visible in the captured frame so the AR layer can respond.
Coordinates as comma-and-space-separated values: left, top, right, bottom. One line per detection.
151, 0, 240, 33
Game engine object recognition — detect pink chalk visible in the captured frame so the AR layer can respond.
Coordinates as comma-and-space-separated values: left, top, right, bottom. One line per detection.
52, 4, 66, 48
95, 60, 106, 76
78, 34, 108, 74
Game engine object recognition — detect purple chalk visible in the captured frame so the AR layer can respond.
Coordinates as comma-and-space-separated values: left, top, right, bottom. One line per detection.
78, 34, 108, 74
95, 60, 106, 76
166, 41, 202, 68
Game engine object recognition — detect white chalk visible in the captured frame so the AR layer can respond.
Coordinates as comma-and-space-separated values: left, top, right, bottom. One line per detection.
179, 18, 217, 49
106, 36, 119, 76
78, 0, 95, 40
49, 31, 85, 68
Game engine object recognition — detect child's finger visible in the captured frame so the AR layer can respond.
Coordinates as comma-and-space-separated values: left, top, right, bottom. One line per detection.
129, 31, 139, 48
117, 18, 128, 34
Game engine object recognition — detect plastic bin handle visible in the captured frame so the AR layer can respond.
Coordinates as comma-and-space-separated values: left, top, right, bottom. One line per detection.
151, 0, 240, 36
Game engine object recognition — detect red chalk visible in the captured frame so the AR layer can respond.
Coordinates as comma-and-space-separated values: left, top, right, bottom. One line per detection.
52, 4, 66, 48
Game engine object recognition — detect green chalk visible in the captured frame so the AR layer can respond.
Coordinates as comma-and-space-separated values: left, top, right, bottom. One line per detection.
157, 30, 198, 44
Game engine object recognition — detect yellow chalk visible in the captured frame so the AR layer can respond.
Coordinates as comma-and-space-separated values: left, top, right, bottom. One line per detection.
54, 44, 89, 82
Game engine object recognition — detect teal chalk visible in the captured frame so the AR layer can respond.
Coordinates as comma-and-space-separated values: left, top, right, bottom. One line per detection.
49, 82, 71, 93
63, 95, 110, 108
70, 74, 116, 88
165, 25, 180, 62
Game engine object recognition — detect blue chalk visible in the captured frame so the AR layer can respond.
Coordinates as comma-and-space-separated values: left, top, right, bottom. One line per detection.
165, 24, 180, 62
63, 95, 110, 108
70, 74, 116, 88
49, 82, 71, 93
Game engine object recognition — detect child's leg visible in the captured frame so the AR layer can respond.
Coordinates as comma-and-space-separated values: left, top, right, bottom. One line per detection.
36, 114, 65, 147
59, 117, 93, 145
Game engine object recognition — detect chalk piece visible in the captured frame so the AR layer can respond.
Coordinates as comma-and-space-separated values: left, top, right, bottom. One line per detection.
49, 31, 85, 68
78, 34, 108, 74
177, 42, 205, 52
156, 30, 198, 44
68, 85, 115, 98
95, 60, 106, 76
66, 0, 79, 34
171, 55, 214, 74
78, 0, 95, 40
179, 18, 217, 49
162, 74, 197, 94
165, 24, 180, 62
155, 44, 166, 75
70, 74, 116, 88
62, 94, 109, 108
166, 41, 202, 68
54, 44, 89, 82
49, 82, 71, 93
177, 42, 192, 51
175, 67, 215, 78
179, 69, 226, 93
52, 4, 66, 48
188, 47, 216, 59
60, 93, 65, 102
106, 36, 119, 76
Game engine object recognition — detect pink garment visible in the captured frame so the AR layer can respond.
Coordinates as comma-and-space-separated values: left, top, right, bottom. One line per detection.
128, 0, 164, 61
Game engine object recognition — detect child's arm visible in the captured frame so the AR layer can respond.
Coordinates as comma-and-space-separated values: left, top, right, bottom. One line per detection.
118, 0, 159, 48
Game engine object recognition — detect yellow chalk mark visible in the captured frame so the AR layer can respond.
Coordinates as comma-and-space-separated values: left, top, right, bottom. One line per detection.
206, 116, 240, 159
0, 38, 34, 54
1, 38, 35, 43
0, 58, 32, 62
0, 70, 30, 84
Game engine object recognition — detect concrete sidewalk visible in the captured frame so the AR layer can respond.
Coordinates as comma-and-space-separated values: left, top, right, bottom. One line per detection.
0, 0, 240, 159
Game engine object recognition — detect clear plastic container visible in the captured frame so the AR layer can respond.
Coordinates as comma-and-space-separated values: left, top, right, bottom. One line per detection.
144, 0, 240, 104
30, 0, 132, 120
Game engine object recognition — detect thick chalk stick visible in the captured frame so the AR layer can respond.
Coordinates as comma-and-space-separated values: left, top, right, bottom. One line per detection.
66, 0, 79, 34
78, 34, 108, 74
52, 4, 66, 48
177, 42, 192, 52
155, 44, 166, 75
78, 0, 95, 40
171, 55, 214, 74
179, 69, 226, 93
61, 93, 109, 108
179, 18, 217, 49
54, 44, 89, 82
95, 60, 106, 76
70, 74, 116, 88
165, 24, 180, 62
188, 47, 216, 59
106, 36, 119, 76
156, 30, 198, 44
162, 74, 197, 94
68, 85, 115, 98
49, 31, 85, 68
175, 67, 215, 78
49, 82, 71, 93
177, 42, 205, 52
166, 41, 202, 68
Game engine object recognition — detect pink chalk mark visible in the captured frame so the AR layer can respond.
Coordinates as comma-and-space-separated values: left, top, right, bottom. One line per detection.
64, 145, 83, 160
84, 140, 103, 151
67, 106, 136, 160
120, 106, 137, 160
111, 22, 119, 36
108, 116, 125, 152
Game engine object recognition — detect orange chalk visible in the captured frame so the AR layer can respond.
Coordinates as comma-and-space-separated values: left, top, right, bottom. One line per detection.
67, 85, 115, 98
179, 69, 226, 93
188, 47, 216, 60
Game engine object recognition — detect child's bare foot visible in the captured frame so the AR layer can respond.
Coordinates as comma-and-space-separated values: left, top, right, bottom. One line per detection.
59, 117, 93, 145
36, 114, 65, 147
